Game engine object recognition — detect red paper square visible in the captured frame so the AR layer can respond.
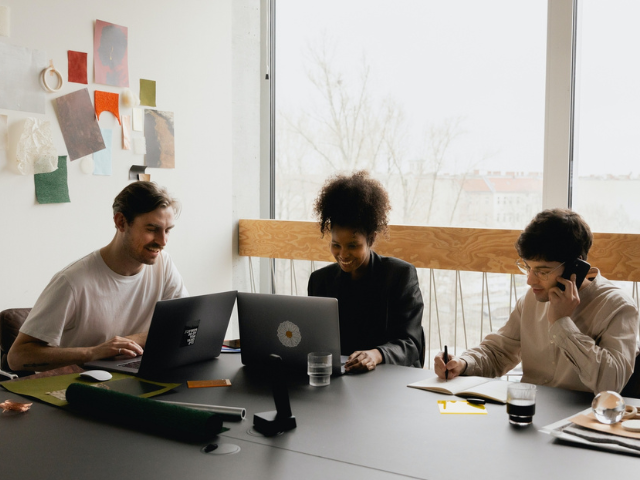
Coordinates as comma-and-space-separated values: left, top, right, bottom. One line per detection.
68, 51, 88, 84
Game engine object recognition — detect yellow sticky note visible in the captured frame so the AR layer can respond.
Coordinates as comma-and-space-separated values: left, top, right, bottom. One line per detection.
438, 400, 487, 415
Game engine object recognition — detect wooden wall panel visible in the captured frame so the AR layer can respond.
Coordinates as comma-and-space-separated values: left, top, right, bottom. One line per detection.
239, 219, 640, 282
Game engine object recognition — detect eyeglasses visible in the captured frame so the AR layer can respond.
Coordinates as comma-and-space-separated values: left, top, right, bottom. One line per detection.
515, 259, 565, 281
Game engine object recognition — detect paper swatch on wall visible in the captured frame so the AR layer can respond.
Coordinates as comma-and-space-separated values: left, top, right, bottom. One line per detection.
129, 165, 147, 180
55, 88, 106, 161
68, 51, 88, 84
16, 118, 58, 175
139, 79, 156, 107
132, 108, 144, 131
0, 6, 9, 37
144, 110, 174, 168
95, 90, 121, 124
0, 114, 7, 150
133, 137, 146, 155
0, 43, 46, 114
34, 156, 70, 204
122, 115, 131, 150
94, 19, 129, 87
93, 128, 113, 175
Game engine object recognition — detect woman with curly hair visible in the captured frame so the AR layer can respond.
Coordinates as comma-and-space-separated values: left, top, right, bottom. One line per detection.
308, 171, 424, 373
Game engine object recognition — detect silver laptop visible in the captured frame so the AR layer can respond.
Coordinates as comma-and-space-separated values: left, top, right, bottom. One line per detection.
237, 292, 343, 376
85, 291, 237, 376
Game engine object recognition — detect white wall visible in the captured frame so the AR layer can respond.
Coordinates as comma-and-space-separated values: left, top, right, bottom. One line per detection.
0, 1, 235, 314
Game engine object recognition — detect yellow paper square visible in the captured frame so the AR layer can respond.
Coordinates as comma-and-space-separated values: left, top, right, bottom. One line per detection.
438, 400, 487, 414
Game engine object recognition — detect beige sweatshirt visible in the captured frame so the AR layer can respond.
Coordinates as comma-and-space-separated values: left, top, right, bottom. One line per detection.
461, 271, 639, 394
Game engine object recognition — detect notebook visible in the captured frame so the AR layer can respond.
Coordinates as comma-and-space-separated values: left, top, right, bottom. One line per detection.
84, 291, 237, 376
237, 292, 343, 376
407, 375, 512, 403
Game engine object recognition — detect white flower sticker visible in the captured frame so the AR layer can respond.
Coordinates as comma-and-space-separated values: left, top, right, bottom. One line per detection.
277, 321, 302, 348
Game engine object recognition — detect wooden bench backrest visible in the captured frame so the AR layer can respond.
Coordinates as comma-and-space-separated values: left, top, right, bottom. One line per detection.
239, 219, 640, 282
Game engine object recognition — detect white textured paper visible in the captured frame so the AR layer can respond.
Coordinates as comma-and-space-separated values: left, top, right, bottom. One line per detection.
0, 43, 46, 114
0, 114, 7, 150
0, 6, 9, 37
132, 108, 143, 131
122, 115, 131, 150
16, 118, 58, 175
133, 136, 146, 154
79, 155, 94, 174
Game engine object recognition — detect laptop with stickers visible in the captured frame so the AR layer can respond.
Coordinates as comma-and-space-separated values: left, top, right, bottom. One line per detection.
237, 292, 343, 376
84, 291, 237, 376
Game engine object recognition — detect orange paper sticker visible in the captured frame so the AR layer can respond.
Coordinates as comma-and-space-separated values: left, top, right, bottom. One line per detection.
187, 379, 232, 389
95, 90, 121, 125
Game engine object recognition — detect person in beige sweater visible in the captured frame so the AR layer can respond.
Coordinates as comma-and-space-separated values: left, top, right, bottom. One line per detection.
434, 209, 639, 394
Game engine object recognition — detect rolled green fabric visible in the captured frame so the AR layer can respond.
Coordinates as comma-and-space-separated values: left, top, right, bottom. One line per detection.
66, 383, 224, 442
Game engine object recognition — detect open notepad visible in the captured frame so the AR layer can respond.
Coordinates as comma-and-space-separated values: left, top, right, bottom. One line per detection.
407, 375, 512, 404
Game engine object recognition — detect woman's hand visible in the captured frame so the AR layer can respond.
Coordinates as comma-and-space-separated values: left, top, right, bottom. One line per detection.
344, 349, 382, 372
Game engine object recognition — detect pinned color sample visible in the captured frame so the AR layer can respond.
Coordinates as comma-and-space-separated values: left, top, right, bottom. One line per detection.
133, 137, 146, 155
139, 79, 156, 107
95, 90, 121, 124
0, 43, 46, 114
122, 115, 131, 150
92, 128, 112, 175
138, 173, 151, 181
132, 108, 144, 131
55, 88, 106, 161
144, 110, 174, 168
16, 118, 58, 175
129, 165, 147, 180
34, 156, 70, 204
67, 51, 88, 84
0, 6, 9, 37
94, 19, 129, 87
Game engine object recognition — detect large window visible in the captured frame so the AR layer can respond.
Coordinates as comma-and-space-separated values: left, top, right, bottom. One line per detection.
573, 0, 640, 233
275, 0, 547, 229
267, 1, 639, 358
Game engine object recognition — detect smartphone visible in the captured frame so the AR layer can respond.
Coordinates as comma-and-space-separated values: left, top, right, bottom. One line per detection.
557, 258, 591, 291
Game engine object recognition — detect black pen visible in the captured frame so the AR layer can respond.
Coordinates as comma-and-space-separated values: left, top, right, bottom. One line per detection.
443, 345, 449, 381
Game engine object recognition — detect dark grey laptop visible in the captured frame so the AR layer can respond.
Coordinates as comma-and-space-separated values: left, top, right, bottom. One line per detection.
85, 291, 237, 376
237, 292, 343, 376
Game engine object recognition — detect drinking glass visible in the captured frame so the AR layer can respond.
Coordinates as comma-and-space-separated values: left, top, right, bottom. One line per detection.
307, 352, 332, 387
506, 383, 536, 426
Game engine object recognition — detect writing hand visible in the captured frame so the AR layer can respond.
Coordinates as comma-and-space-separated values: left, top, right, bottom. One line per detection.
433, 351, 466, 380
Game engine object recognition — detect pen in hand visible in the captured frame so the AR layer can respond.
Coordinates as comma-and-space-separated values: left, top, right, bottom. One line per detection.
444, 345, 449, 381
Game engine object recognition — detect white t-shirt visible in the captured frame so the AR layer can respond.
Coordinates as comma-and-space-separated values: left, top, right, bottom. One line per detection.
20, 250, 188, 348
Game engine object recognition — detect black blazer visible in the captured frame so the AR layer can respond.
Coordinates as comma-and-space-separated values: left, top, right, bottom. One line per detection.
308, 251, 424, 368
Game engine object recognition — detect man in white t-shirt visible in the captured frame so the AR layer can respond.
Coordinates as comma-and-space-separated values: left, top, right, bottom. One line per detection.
8, 182, 188, 372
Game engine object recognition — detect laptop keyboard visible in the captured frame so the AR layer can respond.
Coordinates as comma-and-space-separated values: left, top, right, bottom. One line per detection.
117, 359, 142, 369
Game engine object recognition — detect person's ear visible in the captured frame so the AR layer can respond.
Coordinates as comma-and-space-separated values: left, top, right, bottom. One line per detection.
114, 212, 127, 232
368, 232, 377, 247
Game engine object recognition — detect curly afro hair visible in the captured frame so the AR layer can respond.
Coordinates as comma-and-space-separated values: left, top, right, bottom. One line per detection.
313, 171, 391, 243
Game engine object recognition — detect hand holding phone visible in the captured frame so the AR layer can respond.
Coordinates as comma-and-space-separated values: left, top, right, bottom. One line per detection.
557, 258, 591, 291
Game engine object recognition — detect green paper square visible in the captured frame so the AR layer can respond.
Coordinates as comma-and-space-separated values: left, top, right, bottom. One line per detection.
34, 156, 70, 204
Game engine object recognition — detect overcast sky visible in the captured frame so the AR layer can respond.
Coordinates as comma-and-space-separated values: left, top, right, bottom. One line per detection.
276, 1, 639, 177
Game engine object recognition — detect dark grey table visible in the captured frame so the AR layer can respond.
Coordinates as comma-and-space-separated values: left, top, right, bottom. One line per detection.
1, 355, 638, 480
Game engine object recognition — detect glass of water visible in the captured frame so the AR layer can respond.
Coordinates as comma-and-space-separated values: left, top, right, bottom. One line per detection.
307, 352, 332, 387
